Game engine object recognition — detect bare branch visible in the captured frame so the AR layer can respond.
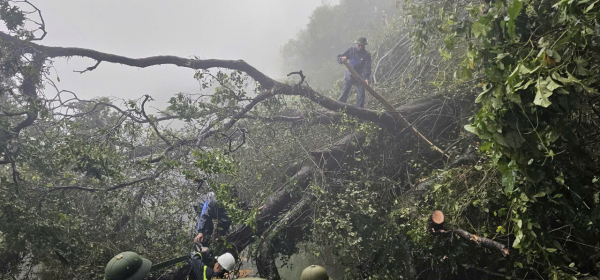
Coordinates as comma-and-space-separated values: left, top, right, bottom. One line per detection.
287, 70, 306, 85
73, 60, 101, 73
42, 171, 161, 195
17, 0, 47, 40
461, 264, 518, 279
195, 89, 276, 146
140, 95, 172, 146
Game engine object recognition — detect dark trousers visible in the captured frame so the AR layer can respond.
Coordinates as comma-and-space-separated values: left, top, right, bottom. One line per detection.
338, 78, 365, 108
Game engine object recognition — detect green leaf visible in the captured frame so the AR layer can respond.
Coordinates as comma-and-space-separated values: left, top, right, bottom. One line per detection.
472, 22, 488, 38
464, 124, 477, 134
520, 192, 529, 202
512, 235, 521, 248
508, 0, 523, 19
507, 0, 523, 37
534, 191, 546, 197
475, 85, 493, 103
444, 34, 456, 50
496, 53, 509, 61
480, 141, 493, 151
546, 248, 557, 252
439, 48, 452, 61
534, 76, 561, 107
585, 0, 599, 12
493, 132, 508, 147
504, 130, 525, 149
502, 170, 515, 192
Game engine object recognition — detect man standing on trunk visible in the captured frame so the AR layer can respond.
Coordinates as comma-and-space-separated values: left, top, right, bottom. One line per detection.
337, 37, 372, 108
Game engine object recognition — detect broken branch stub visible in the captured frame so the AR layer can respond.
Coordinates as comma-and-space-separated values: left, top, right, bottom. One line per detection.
429, 211, 509, 257
431, 210, 444, 225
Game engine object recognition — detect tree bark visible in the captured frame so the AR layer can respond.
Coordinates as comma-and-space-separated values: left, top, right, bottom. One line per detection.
256, 194, 313, 280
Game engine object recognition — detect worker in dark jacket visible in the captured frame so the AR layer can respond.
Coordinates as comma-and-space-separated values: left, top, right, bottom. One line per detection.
188, 251, 235, 280
193, 191, 232, 246
337, 36, 372, 108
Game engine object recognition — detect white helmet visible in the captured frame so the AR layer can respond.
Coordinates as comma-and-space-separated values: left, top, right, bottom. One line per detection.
216, 252, 235, 271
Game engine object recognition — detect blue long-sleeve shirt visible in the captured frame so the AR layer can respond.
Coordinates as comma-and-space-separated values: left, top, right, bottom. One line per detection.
337, 46, 372, 81
196, 192, 217, 234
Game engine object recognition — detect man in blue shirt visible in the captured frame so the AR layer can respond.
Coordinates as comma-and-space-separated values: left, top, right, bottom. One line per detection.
337, 37, 372, 108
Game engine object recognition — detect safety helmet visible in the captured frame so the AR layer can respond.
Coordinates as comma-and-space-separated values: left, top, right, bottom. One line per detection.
216, 252, 235, 271
104, 251, 152, 280
301, 265, 332, 280
355, 37, 368, 45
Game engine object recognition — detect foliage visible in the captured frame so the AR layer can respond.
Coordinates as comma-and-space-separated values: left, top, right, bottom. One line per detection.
399, 0, 600, 277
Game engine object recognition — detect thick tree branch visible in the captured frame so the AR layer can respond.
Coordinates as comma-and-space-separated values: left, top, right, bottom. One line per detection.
1, 110, 29, 117
0, 31, 275, 89
257, 194, 313, 279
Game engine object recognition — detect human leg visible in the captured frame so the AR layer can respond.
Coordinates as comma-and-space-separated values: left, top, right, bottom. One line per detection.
338, 79, 353, 103
355, 82, 366, 108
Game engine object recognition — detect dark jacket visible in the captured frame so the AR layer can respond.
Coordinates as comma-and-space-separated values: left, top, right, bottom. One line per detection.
195, 192, 232, 240
188, 252, 223, 280
337, 46, 372, 81
195, 192, 218, 234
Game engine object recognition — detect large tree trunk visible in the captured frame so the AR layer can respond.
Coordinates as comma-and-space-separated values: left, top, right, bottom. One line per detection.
224, 96, 456, 278
256, 194, 314, 279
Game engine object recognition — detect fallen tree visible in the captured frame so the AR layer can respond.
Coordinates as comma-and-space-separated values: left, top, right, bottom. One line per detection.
0, 15, 460, 279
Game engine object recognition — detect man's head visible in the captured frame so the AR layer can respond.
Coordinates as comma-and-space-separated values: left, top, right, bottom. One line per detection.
301, 265, 332, 280
214, 252, 235, 273
355, 36, 368, 51
104, 251, 152, 280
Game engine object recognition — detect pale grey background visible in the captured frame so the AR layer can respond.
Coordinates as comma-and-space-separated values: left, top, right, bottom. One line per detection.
33, 0, 338, 106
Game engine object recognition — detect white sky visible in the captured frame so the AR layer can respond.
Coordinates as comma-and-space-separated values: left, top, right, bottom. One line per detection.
32, 0, 337, 106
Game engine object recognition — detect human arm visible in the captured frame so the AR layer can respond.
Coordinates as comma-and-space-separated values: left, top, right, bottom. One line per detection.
337, 48, 352, 64
188, 252, 221, 279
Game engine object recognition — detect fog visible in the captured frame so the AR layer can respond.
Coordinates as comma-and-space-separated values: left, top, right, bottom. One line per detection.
36, 0, 339, 106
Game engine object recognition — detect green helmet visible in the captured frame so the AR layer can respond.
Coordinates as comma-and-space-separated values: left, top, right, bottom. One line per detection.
105, 251, 152, 280
301, 265, 332, 280
355, 37, 368, 45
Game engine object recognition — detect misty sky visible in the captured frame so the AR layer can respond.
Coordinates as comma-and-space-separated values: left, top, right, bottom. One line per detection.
34, 1, 338, 107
